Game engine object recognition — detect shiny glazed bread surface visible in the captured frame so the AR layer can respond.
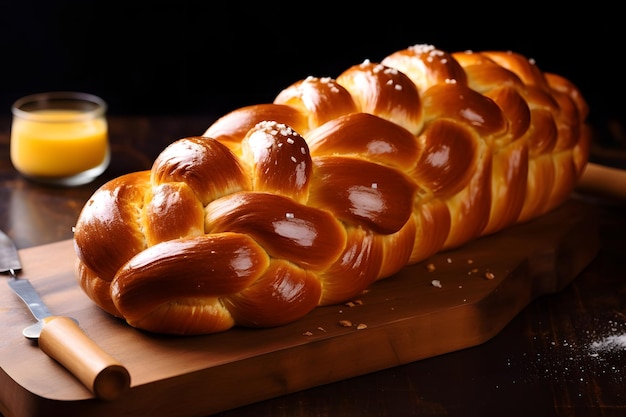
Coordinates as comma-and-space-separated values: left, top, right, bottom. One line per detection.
73, 44, 591, 335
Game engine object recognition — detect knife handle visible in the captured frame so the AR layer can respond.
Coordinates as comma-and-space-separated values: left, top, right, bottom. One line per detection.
38, 316, 131, 401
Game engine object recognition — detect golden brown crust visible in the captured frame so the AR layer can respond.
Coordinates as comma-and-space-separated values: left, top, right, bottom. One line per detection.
381, 44, 468, 93
240, 121, 312, 202
151, 136, 251, 205
203, 104, 310, 154
74, 171, 151, 281
306, 112, 420, 170
223, 259, 322, 327
336, 60, 424, 134
274, 76, 358, 129
307, 155, 417, 234
112, 233, 269, 334
205, 191, 347, 271
73, 44, 591, 335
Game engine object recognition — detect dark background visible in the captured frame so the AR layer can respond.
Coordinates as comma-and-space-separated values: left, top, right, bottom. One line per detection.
0, 1, 622, 130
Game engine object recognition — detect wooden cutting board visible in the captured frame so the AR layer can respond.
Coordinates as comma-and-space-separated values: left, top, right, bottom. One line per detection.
0, 199, 599, 417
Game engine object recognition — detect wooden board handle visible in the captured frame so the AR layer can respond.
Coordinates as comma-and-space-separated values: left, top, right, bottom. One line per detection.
38, 316, 131, 401
578, 162, 626, 200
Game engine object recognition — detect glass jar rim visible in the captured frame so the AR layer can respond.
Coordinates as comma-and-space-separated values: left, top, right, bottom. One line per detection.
12, 91, 107, 122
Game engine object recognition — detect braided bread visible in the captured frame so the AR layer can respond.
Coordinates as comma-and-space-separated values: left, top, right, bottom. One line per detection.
73, 44, 591, 335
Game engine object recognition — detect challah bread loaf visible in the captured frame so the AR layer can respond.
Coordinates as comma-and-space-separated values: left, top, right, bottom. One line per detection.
73, 44, 591, 335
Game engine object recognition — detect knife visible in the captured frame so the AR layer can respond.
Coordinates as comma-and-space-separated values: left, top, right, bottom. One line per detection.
0, 229, 131, 401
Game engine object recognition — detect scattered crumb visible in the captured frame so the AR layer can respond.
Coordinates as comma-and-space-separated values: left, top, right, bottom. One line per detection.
303, 327, 327, 336
485, 271, 496, 280
431, 279, 442, 288
356, 323, 367, 330
446, 257, 452, 263
467, 259, 474, 264
426, 263, 436, 272
344, 300, 363, 307
339, 320, 353, 327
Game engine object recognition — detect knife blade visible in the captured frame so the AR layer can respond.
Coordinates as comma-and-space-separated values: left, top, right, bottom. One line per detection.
0, 229, 131, 401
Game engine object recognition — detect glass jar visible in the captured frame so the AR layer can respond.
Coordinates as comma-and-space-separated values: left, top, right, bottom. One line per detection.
11, 91, 110, 186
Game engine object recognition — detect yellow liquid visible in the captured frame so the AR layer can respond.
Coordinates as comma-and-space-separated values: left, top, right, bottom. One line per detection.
11, 110, 108, 178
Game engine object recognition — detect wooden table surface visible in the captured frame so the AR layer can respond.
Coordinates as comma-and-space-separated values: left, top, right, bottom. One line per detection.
1, 114, 625, 417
